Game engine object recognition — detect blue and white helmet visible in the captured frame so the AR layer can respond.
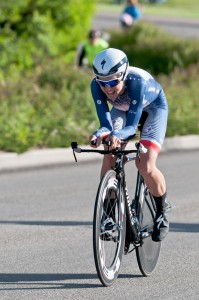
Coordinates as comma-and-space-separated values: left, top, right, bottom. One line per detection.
93, 48, 128, 80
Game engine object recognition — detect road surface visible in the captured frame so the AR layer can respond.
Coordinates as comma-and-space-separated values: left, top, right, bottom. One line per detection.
93, 12, 199, 39
0, 150, 198, 299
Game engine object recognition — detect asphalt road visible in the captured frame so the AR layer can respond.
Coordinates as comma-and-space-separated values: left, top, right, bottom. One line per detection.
93, 12, 199, 39
0, 150, 198, 299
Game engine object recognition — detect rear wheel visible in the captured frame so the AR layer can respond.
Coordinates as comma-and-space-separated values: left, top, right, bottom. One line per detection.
136, 181, 161, 276
93, 170, 126, 286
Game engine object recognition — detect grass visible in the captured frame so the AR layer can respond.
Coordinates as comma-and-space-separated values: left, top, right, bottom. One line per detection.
96, 0, 199, 20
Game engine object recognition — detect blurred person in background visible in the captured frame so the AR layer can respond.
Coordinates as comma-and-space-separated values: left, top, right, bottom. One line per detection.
120, 0, 142, 29
76, 29, 109, 69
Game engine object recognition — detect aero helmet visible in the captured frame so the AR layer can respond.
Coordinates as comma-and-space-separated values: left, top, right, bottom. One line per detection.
93, 48, 128, 80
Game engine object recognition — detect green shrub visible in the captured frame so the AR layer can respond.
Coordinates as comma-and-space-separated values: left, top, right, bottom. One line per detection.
0, 0, 95, 78
157, 63, 199, 136
109, 22, 199, 75
0, 18, 199, 153
0, 62, 98, 153
0, 60, 198, 153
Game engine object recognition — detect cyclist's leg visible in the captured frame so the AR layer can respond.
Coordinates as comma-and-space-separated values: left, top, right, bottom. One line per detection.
136, 147, 166, 196
100, 152, 115, 178
136, 149, 171, 242
100, 108, 127, 229
136, 105, 171, 241
100, 108, 127, 178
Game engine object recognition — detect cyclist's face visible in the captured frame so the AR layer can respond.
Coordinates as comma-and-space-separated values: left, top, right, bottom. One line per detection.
97, 74, 125, 101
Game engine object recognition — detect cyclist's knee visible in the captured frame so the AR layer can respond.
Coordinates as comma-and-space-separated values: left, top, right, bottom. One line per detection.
135, 157, 154, 176
136, 148, 158, 175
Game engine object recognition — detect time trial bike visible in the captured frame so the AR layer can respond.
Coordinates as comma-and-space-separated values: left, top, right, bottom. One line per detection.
71, 140, 161, 287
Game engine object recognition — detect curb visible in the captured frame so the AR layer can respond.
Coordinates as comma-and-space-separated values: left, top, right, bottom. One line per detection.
0, 135, 199, 173
161, 135, 199, 152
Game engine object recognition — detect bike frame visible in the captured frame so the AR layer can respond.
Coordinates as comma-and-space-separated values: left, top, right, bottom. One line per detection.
71, 141, 146, 245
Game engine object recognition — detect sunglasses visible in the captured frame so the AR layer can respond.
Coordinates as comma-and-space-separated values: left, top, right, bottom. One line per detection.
96, 76, 122, 88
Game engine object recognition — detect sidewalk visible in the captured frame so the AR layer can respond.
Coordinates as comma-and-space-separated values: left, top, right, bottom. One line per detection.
94, 12, 199, 39
0, 135, 199, 173
96, 11, 199, 26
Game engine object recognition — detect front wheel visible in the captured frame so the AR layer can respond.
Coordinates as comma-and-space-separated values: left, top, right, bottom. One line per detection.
93, 170, 126, 286
136, 181, 161, 276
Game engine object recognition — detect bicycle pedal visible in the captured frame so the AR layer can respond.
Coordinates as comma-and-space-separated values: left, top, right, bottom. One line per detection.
141, 231, 150, 238
100, 232, 112, 241
100, 232, 118, 242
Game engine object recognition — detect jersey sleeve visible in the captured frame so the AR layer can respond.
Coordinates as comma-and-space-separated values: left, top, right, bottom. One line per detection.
90, 79, 113, 138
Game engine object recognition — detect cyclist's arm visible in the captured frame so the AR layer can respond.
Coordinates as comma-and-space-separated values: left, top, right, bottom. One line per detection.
110, 77, 146, 140
90, 79, 113, 138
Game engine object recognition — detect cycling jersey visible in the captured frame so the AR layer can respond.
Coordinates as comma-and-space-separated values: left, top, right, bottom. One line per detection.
84, 39, 109, 66
90, 66, 168, 152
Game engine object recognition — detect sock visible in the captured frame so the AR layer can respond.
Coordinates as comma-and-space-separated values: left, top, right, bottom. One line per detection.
152, 192, 167, 212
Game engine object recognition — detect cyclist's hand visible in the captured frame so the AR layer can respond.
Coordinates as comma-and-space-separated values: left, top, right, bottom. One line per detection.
109, 136, 121, 149
89, 136, 101, 148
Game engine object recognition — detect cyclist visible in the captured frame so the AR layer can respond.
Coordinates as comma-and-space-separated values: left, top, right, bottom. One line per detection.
89, 48, 171, 242
76, 29, 109, 69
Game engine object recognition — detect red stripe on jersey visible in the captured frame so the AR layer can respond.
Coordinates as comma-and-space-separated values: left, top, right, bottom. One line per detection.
140, 139, 161, 153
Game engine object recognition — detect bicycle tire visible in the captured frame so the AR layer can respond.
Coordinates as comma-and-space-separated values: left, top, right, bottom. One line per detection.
93, 170, 126, 286
136, 181, 161, 276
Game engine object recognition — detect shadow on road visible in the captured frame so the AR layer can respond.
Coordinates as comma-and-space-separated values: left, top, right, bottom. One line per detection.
0, 220, 92, 226
0, 273, 102, 290
170, 222, 199, 233
0, 221, 198, 232
0, 272, 143, 290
